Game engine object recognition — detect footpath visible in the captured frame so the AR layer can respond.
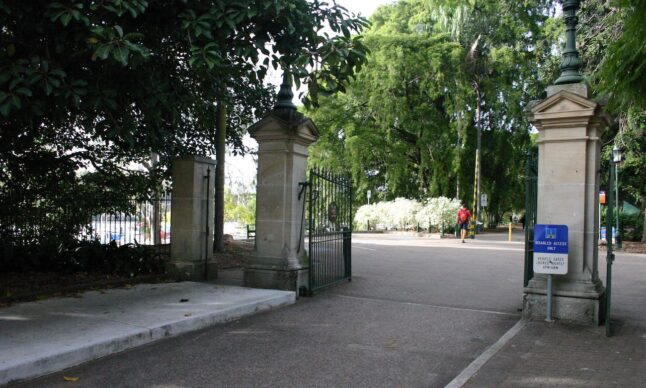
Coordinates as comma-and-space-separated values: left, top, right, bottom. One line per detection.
458, 317, 646, 387
0, 281, 294, 385
450, 254, 646, 387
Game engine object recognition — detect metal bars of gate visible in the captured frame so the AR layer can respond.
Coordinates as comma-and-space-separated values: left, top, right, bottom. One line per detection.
524, 152, 538, 287
307, 168, 352, 294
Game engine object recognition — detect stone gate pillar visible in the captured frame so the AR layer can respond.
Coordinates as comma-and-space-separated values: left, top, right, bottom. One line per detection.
524, 83, 610, 324
244, 74, 319, 292
167, 156, 217, 280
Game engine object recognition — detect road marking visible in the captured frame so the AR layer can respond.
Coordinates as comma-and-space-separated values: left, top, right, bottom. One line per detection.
353, 246, 377, 251
331, 294, 518, 317
445, 320, 527, 388
353, 241, 524, 252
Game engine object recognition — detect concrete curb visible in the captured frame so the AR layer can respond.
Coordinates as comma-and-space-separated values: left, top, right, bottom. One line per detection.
0, 291, 295, 385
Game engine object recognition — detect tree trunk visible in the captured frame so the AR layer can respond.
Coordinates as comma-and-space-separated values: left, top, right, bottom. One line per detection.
641, 197, 646, 242
214, 100, 227, 253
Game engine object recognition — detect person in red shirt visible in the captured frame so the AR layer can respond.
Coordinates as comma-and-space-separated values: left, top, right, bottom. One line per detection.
457, 204, 471, 243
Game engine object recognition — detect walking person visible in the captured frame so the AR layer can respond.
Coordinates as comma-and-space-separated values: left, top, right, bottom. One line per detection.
457, 204, 471, 243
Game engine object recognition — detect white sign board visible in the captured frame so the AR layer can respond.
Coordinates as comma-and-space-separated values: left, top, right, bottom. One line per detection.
480, 193, 488, 207
533, 224, 568, 275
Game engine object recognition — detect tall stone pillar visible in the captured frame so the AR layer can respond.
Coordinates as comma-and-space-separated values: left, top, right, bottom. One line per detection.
244, 75, 319, 292
168, 156, 217, 280
524, 84, 610, 324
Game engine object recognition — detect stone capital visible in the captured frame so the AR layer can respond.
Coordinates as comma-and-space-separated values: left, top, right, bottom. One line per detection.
249, 110, 319, 147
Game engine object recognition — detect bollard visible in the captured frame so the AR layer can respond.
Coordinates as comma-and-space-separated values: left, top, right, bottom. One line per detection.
508, 222, 512, 242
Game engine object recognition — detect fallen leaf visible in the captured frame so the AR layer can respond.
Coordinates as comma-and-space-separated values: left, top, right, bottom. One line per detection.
123, 284, 133, 289
63, 376, 79, 382
179, 298, 189, 303
184, 313, 192, 317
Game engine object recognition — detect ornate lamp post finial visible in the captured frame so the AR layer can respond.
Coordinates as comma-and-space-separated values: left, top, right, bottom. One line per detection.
555, 0, 584, 85
274, 70, 297, 110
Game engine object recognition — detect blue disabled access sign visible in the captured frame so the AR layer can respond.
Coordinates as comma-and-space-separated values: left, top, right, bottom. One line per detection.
533, 224, 569, 275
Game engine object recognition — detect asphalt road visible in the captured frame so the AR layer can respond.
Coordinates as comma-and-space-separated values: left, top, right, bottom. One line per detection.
13, 232, 643, 388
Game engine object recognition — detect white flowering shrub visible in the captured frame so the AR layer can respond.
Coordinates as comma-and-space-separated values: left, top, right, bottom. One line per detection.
355, 197, 461, 231
390, 198, 422, 229
355, 204, 379, 228
416, 196, 461, 229
375, 201, 396, 229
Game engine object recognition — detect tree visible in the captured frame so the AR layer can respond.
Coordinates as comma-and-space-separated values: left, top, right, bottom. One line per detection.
307, 0, 558, 223
0, 0, 369, 247
579, 0, 646, 241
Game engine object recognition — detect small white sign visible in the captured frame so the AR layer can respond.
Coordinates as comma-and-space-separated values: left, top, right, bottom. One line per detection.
480, 193, 488, 207
533, 254, 568, 274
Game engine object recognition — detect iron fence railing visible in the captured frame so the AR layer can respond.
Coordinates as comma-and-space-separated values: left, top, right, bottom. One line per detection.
79, 194, 172, 246
0, 191, 172, 251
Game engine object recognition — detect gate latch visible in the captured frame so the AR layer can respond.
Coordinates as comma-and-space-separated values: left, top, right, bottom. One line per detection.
298, 181, 309, 201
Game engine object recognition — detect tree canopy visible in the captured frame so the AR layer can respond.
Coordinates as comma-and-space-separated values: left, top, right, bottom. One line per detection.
0, 0, 369, 243
578, 0, 646, 240
307, 0, 559, 224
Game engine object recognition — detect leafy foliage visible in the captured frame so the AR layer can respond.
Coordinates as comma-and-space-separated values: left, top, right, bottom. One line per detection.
1, 0, 370, 253
1, 240, 167, 277
308, 0, 558, 223
579, 0, 646, 241
224, 187, 256, 226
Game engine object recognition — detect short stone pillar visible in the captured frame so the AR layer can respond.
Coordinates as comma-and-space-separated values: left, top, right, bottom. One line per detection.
524, 84, 611, 324
168, 156, 217, 280
243, 108, 319, 292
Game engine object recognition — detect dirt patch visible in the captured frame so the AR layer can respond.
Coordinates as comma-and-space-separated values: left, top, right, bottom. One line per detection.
215, 239, 254, 269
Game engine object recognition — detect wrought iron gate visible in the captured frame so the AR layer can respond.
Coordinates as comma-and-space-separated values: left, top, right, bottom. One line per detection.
307, 168, 352, 294
524, 152, 538, 287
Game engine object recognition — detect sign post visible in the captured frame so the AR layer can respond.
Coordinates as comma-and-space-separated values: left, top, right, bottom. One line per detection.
533, 224, 569, 322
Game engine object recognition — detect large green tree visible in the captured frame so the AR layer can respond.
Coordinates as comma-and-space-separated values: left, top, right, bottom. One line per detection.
0, 0, 369, 246
308, 0, 558, 224
579, 0, 646, 241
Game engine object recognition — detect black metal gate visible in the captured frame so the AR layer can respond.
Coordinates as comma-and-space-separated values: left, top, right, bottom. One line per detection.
524, 152, 538, 287
307, 168, 352, 294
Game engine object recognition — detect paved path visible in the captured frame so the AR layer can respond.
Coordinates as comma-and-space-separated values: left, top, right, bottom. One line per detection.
5, 231, 646, 387
0, 283, 294, 385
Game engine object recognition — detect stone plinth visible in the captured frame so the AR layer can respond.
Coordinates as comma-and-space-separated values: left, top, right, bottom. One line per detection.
524, 84, 611, 325
244, 109, 319, 292
168, 156, 217, 280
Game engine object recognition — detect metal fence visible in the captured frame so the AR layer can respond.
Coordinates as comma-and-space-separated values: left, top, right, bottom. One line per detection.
79, 194, 172, 247
0, 191, 172, 251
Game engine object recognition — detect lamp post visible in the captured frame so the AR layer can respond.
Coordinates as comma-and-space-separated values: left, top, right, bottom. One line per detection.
612, 145, 623, 249
555, 0, 583, 85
